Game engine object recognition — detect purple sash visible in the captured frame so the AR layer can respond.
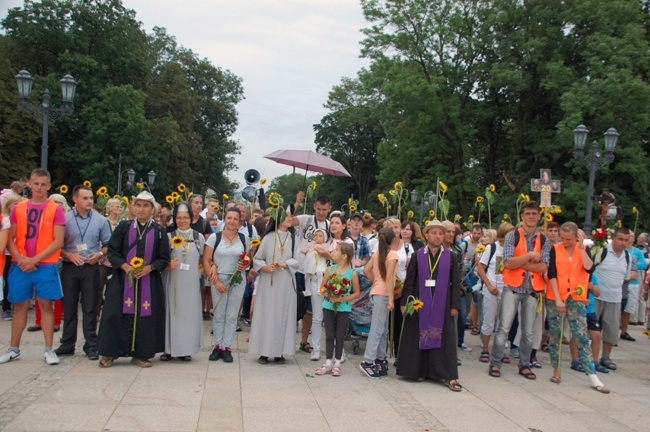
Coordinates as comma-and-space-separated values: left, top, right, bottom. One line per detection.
123, 222, 155, 317
417, 246, 451, 350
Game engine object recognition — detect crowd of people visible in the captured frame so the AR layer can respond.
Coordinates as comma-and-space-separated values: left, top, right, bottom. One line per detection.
0, 169, 648, 395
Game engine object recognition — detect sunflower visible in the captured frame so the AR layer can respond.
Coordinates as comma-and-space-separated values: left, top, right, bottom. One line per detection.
439, 181, 448, 193
394, 181, 402, 191
223, 193, 229, 200
407, 210, 415, 219
349, 205, 357, 212
545, 214, 553, 222
171, 236, 185, 248
250, 238, 261, 247
311, 181, 317, 190
96, 186, 107, 196
83, 180, 92, 187
129, 257, 144, 268
171, 192, 180, 200
429, 209, 435, 217
389, 190, 396, 196
503, 214, 510, 220
475, 245, 486, 254
423, 219, 430, 225
489, 184, 496, 192
177, 184, 186, 193
454, 214, 461, 222
476, 196, 484, 203
617, 220, 622, 228
520, 193, 527, 201
524, 194, 530, 201
103, 193, 110, 200
113, 194, 121, 199
348, 197, 353, 206
187, 191, 193, 198
165, 195, 174, 203
136, 182, 144, 189
122, 196, 129, 204
413, 300, 424, 311
260, 178, 267, 186
268, 192, 282, 207
59, 185, 69, 194
633, 206, 638, 214
212, 204, 219, 211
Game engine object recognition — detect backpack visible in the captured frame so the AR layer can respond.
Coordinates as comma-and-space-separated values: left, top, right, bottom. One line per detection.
591, 246, 630, 268
212, 231, 247, 262
478, 243, 498, 289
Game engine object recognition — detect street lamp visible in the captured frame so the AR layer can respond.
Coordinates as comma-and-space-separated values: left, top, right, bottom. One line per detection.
15, 69, 77, 170
410, 189, 435, 225
573, 123, 619, 233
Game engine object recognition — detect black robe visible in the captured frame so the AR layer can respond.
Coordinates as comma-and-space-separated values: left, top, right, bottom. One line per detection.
98, 220, 170, 360
396, 247, 461, 381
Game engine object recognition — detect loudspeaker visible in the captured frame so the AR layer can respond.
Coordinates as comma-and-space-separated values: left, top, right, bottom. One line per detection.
244, 169, 260, 185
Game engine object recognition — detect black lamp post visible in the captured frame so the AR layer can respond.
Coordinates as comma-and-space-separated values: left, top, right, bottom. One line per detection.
573, 123, 619, 232
15, 69, 77, 170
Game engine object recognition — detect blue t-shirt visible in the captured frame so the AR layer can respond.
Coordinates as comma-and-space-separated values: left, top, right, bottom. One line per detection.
629, 247, 647, 285
587, 274, 599, 314
322, 265, 354, 313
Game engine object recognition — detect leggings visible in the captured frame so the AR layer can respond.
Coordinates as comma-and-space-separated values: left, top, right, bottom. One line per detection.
323, 309, 348, 360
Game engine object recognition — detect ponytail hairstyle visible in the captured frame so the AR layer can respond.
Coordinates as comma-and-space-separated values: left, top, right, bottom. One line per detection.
377, 227, 396, 281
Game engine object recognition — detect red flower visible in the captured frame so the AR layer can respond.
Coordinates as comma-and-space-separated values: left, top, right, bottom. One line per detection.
342, 278, 349, 285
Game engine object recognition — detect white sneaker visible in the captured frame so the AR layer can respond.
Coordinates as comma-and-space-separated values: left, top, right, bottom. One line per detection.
340, 350, 347, 364
310, 350, 320, 361
44, 350, 60, 365
0, 349, 20, 364
459, 343, 472, 352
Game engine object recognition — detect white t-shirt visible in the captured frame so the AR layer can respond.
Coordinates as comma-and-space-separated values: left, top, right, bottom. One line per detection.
479, 242, 504, 288
296, 214, 329, 273
594, 245, 632, 303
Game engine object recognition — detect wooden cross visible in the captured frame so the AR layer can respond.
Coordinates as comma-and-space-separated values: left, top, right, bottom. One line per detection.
142, 301, 151, 310
124, 298, 133, 307
530, 168, 561, 207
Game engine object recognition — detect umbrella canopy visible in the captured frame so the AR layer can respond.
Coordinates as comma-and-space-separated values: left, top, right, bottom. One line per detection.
264, 150, 351, 177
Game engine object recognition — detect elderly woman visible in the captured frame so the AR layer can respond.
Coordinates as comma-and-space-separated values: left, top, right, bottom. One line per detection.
161, 202, 205, 361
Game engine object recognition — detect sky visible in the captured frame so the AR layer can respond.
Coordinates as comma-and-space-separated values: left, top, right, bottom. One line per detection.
3, 0, 371, 189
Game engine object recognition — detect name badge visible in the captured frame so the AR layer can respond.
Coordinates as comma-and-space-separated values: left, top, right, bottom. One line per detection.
180, 263, 190, 271
425, 279, 436, 287
76, 244, 88, 252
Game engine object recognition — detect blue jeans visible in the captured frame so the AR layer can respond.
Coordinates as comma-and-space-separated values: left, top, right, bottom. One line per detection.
363, 295, 389, 364
211, 274, 246, 349
490, 289, 538, 369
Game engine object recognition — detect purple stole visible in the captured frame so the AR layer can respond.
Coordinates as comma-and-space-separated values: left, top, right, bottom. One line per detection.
123, 222, 155, 317
417, 246, 451, 350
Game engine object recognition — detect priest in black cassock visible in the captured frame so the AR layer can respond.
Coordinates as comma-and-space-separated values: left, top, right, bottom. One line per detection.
396, 220, 462, 391
98, 191, 170, 368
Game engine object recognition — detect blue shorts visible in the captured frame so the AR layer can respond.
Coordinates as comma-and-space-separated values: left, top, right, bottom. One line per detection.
586, 312, 600, 332
8, 263, 63, 303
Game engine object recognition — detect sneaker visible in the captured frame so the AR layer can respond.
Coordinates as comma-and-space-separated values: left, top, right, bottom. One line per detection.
511, 347, 520, 358
359, 361, 381, 378
241, 317, 251, 326
236, 324, 242, 332
1, 310, 12, 321
44, 350, 60, 365
340, 350, 347, 364
209, 346, 221, 361
458, 342, 472, 352
310, 350, 320, 361
0, 349, 20, 364
375, 358, 388, 376
221, 348, 233, 363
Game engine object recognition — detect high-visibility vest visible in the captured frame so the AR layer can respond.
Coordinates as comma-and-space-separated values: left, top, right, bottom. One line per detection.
546, 243, 589, 301
501, 228, 546, 292
13, 200, 61, 264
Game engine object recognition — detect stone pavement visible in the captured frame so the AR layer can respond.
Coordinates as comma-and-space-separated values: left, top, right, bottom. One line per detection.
0, 310, 649, 432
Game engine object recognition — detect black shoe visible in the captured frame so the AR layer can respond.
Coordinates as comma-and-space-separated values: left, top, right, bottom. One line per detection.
274, 356, 286, 364
221, 349, 233, 363
236, 324, 242, 332
86, 351, 99, 361
27, 325, 42, 332
209, 347, 221, 361
160, 353, 172, 361
620, 332, 636, 342
54, 326, 60, 332
179, 356, 191, 362
54, 347, 75, 356
258, 356, 268, 364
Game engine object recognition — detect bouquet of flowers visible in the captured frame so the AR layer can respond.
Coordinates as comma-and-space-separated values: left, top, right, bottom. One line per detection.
591, 227, 608, 256
228, 251, 251, 288
320, 272, 350, 311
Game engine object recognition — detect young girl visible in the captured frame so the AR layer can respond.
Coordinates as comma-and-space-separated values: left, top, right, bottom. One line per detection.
360, 227, 397, 378
303, 228, 329, 361
315, 242, 360, 376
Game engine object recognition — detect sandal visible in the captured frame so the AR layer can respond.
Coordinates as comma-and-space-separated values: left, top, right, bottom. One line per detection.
99, 356, 115, 368
331, 366, 341, 377
299, 342, 313, 353
530, 358, 542, 369
489, 365, 501, 378
130, 358, 152, 368
502, 356, 510, 364
315, 365, 331, 375
600, 358, 617, 370
479, 352, 490, 363
444, 379, 462, 392
470, 327, 480, 336
593, 385, 610, 394
519, 367, 536, 380
550, 375, 562, 384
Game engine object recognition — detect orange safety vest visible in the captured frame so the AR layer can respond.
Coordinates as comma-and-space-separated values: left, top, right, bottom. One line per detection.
13, 200, 61, 264
502, 228, 546, 292
0, 214, 5, 271
546, 243, 589, 301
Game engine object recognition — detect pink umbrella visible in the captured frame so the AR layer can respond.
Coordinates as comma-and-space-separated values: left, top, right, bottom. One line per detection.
264, 150, 351, 177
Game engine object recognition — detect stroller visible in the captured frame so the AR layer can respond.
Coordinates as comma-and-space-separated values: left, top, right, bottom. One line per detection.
346, 268, 373, 354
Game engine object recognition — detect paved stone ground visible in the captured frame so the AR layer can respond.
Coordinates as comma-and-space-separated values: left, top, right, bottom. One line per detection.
0, 308, 649, 431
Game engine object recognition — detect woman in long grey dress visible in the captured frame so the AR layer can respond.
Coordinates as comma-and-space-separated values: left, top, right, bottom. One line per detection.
248, 206, 298, 364
161, 202, 204, 361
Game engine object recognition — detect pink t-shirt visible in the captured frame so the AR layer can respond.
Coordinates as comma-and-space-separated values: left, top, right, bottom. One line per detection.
10, 201, 65, 258
370, 249, 398, 296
